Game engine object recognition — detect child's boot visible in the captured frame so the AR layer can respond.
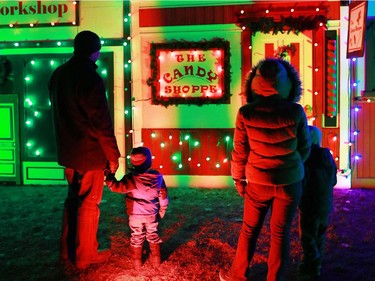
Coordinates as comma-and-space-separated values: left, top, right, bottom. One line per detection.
149, 243, 161, 267
131, 245, 143, 270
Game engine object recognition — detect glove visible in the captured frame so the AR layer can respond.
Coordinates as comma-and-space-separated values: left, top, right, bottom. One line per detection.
109, 161, 119, 174
234, 179, 247, 197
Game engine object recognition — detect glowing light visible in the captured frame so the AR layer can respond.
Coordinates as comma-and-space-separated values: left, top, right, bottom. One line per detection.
240, 10, 244, 14
184, 135, 190, 140
266, 9, 269, 13
51, 22, 55, 26
194, 141, 199, 147
50, 60, 55, 66
179, 141, 183, 145
216, 163, 220, 168
354, 155, 361, 161
35, 150, 41, 156
160, 142, 165, 148
242, 26, 246, 30
314, 43, 318, 47
225, 136, 230, 142
197, 163, 201, 167
159, 165, 163, 169
25, 98, 33, 106
125, 109, 129, 115
169, 134, 172, 140
178, 164, 183, 169
316, 8, 320, 12
188, 157, 192, 161
57, 41, 61, 46
223, 158, 228, 163
291, 8, 294, 12
206, 156, 211, 161
24, 76, 31, 82
151, 132, 156, 138
14, 43, 19, 47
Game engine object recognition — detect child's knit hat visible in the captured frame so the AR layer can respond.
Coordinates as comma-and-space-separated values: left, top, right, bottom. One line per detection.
308, 125, 322, 146
129, 146, 152, 173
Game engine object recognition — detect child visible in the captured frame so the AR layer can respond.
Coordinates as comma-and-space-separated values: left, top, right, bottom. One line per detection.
105, 146, 168, 270
298, 126, 337, 279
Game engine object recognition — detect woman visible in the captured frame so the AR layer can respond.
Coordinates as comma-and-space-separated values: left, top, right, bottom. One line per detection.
220, 58, 311, 281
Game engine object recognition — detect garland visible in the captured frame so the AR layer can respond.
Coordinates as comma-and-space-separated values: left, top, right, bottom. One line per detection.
147, 38, 231, 107
242, 15, 327, 35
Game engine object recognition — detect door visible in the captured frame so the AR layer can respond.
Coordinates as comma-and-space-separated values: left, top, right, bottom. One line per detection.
0, 94, 20, 184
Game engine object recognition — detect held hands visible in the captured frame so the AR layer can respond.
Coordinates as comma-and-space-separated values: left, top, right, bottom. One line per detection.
233, 179, 247, 197
109, 161, 119, 174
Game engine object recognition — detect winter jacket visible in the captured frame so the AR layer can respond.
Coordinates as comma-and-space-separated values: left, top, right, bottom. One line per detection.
231, 95, 311, 185
299, 144, 337, 216
106, 169, 169, 217
49, 55, 120, 170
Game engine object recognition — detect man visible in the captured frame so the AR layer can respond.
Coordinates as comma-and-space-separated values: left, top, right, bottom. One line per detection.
49, 30, 120, 269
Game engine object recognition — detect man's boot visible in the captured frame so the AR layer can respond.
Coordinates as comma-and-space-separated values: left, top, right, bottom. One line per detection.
131, 245, 143, 270
149, 243, 161, 267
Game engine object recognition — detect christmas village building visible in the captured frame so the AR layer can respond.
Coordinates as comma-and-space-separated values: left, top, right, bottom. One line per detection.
0, 1, 374, 189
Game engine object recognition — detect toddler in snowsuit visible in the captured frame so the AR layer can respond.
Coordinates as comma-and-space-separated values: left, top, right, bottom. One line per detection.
298, 126, 337, 278
105, 146, 169, 270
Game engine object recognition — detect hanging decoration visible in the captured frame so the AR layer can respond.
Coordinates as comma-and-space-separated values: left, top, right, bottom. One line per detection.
274, 44, 297, 58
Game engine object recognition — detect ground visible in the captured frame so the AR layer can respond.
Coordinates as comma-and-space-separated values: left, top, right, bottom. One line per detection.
0, 184, 374, 281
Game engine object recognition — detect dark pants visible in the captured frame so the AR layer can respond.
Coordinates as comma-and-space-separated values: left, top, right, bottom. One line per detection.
60, 168, 104, 264
230, 181, 302, 281
298, 211, 329, 266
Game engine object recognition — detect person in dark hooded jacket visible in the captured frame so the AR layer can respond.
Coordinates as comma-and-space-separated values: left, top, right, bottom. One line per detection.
220, 58, 311, 281
49, 30, 120, 270
298, 125, 337, 279
105, 146, 168, 270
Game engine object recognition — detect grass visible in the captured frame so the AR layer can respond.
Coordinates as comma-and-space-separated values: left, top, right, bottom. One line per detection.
0, 184, 374, 281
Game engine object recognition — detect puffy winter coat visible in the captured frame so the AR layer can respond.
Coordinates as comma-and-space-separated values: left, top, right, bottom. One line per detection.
49, 55, 120, 170
107, 169, 169, 217
231, 95, 311, 185
300, 144, 337, 216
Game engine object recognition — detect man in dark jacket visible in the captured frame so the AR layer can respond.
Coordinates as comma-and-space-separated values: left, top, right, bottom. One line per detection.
220, 58, 311, 281
298, 126, 337, 278
49, 30, 120, 269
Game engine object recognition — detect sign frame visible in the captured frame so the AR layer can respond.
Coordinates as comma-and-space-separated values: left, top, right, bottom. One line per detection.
147, 39, 231, 107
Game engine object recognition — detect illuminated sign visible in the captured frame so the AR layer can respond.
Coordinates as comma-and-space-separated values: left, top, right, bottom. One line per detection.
148, 39, 231, 107
0, 0, 78, 28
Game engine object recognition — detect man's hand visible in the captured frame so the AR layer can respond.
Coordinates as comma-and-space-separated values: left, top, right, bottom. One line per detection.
234, 179, 247, 197
109, 161, 119, 174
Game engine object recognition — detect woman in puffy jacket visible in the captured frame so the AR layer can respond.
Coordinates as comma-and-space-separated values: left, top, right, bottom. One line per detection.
220, 58, 311, 281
